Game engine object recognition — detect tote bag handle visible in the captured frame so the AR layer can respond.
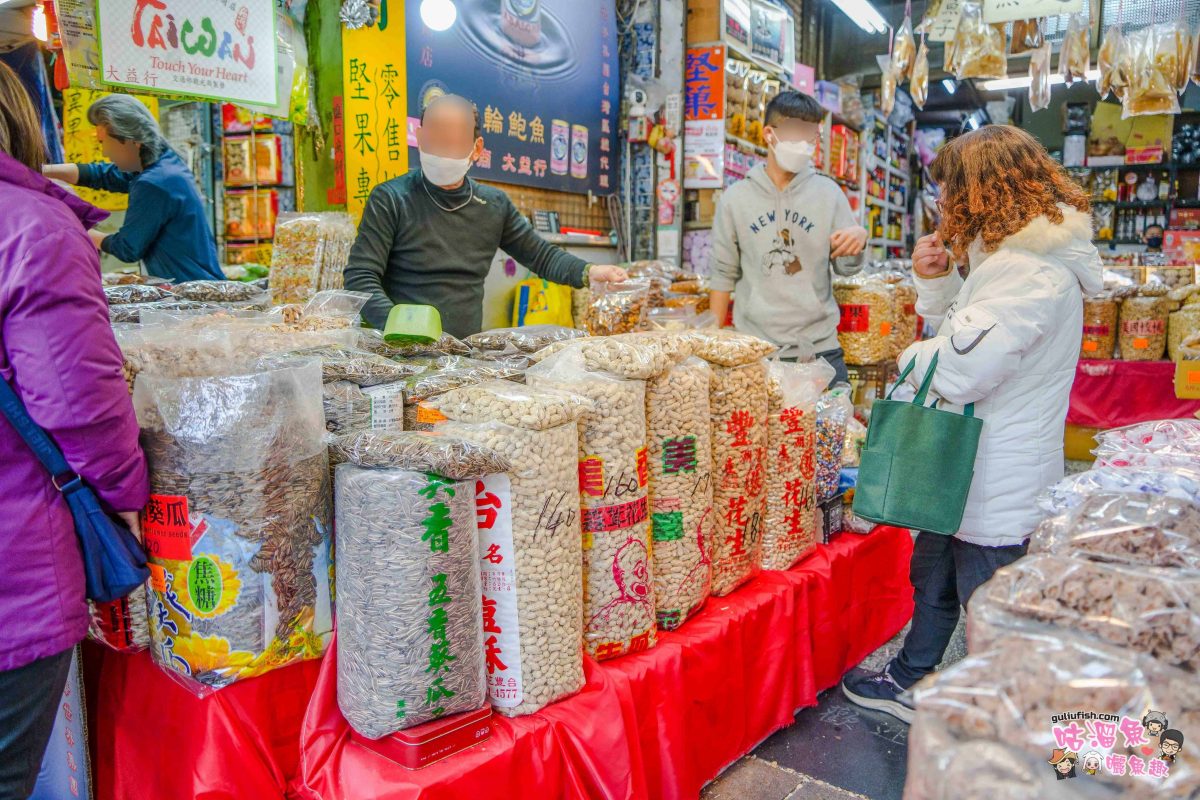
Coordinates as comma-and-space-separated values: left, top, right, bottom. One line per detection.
887, 352, 975, 417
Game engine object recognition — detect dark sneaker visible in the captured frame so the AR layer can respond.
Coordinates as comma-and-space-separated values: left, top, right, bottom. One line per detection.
840, 667, 915, 724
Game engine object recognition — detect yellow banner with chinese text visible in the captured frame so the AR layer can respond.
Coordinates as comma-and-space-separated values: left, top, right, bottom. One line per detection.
62, 88, 159, 212
342, 12, 408, 221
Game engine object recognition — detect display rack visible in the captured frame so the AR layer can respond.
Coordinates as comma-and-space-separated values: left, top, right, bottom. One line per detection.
862, 111, 912, 255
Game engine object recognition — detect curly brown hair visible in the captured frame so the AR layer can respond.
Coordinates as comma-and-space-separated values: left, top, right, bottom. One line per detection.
931, 125, 1090, 261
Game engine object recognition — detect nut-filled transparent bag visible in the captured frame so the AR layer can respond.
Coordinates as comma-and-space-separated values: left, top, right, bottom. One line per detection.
465, 324, 588, 354
1123, 25, 1182, 117
1029, 40, 1053, 112
1118, 293, 1169, 360
833, 274, 896, 365
815, 388, 853, 502
104, 284, 175, 305
910, 38, 930, 109
585, 279, 652, 336
1081, 292, 1118, 359
1039, 465, 1200, 515
1098, 25, 1129, 99
333, 431, 508, 738
134, 357, 333, 694
952, 2, 1006, 80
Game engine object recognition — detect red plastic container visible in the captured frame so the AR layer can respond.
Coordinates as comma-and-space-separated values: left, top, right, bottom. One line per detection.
350, 707, 493, 770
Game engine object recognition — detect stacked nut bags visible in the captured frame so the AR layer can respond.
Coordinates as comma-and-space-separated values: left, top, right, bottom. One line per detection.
133, 352, 334, 693
329, 431, 510, 738
428, 381, 594, 715
527, 335, 683, 659
686, 331, 777, 596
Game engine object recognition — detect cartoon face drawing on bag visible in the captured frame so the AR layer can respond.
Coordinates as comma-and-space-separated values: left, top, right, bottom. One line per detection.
763, 229, 803, 276
1080, 751, 1103, 776
1048, 748, 1078, 780
1159, 730, 1185, 764
1143, 710, 1169, 738
589, 537, 653, 633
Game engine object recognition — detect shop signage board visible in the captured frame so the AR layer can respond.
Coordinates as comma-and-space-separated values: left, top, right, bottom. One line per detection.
405, 0, 620, 195
95, 0, 279, 107
62, 87, 159, 212
792, 62, 816, 95
725, 0, 752, 47
926, 0, 965, 42
684, 120, 726, 189
983, 0, 1083, 24
685, 46, 725, 122
342, 9, 409, 220
749, 0, 791, 69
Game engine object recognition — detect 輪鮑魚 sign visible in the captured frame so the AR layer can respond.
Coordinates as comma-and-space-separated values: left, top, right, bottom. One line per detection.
97, 0, 279, 108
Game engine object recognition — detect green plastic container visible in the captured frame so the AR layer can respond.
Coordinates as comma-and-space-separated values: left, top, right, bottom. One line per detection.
383, 304, 442, 345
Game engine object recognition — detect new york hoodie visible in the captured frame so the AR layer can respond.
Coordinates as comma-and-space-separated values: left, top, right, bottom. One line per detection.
710, 164, 858, 358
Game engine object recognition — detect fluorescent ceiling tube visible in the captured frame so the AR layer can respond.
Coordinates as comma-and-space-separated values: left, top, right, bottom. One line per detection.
942, 78, 957, 94
828, 0, 888, 34
982, 69, 1100, 91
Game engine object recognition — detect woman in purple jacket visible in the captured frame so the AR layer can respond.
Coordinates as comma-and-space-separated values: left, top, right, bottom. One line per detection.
0, 63, 148, 799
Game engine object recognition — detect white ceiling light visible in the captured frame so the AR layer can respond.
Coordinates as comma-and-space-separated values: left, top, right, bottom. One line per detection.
420, 0, 458, 32
982, 69, 1101, 91
828, 0, 888, 34
942, 78, 957, 94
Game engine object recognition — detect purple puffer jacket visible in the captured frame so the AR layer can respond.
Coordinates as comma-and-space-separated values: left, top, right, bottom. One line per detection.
0, 151, 148, 672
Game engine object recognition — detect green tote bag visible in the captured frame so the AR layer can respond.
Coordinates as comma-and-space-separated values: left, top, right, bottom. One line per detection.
852, 352, 983, 536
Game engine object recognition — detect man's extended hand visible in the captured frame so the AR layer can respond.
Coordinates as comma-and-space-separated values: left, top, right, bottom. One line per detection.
829, 226, 868, 258
589, 264, 629, 285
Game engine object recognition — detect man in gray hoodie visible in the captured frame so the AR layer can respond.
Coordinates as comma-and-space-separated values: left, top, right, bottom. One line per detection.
709, 91, 867, 381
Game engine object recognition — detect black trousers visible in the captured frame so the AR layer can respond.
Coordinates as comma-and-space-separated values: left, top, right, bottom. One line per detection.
887, 531, 1027, 689
0, 648, 73, 800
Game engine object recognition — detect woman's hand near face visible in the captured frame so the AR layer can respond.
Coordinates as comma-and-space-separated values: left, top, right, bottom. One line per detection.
913, 232, 950, 277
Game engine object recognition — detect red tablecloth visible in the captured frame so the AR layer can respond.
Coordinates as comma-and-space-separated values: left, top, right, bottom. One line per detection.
1069, 360, 1200, 428
84, 527, 914, 800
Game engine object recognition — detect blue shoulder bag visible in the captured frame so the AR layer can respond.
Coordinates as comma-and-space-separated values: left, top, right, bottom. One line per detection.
0, 378, 149, 603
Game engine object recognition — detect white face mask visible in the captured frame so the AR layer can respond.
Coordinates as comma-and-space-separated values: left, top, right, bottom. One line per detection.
769, 134, 816, 173
420, 149, 473, 187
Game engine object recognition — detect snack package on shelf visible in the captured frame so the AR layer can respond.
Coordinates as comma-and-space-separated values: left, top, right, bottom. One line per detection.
134, 358, 333, 694
1029, 491, 1200, 570
966, 553, 1200, 672
952, 3, 1006, 80
906, 631, 1200, 800
1058, 12, 1091, 84
762, 360, 833, 570
270, 213, 357, 305
815, 388, 853, 503
526, 346, 657, 660
910, 39, 930, 109
1098, 25, 1129, 99
1123, 25, 1182, 118
833, 274, 896, 365
1039, 466, 1200, 515
1008, 18, 1043, 56
645, 356, 714, 629
333, 432, 508, 738
1081, 293, 1119, 359
585, 279, 652, 336
1029, 41, 1053, 112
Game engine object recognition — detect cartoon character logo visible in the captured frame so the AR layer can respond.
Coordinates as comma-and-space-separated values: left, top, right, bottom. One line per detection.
588, 538, 653, 633
1080, 751, 1103, 776
763, 228, 803, 276
1048, 749, 1078, 780
1143, 710, 1169, 738
677, 507, 713, 605
1159, 730, 1185, 764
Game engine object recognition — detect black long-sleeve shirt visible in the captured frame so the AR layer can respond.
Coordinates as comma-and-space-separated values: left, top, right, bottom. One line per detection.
344, 170, 589, 337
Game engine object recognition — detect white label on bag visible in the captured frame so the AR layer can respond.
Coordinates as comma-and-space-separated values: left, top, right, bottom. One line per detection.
476, 474, 523, 708
362, 383, 404, 430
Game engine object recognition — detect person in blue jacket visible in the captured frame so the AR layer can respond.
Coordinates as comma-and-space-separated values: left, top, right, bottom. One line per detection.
42, 94, 223, 282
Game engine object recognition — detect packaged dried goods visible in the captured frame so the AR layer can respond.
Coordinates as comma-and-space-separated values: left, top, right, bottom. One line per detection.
1008, 18, 1043, 56
890, 278, 919, 358
816, 388, 853, 502
1168, 304, 1200, 360
527, 349, 657, 659
134, 358, 333, 693
530, 333, 685, 379
585, 279, 651, 336
906, 632, 1200, 800
833, 275, 896, 365
892, 13, 917, 78
281, 345, 424, 387
1029, 492, 1200, 570
439, 413, 589, 715
843, 417, 867, 467
104, 284, 174, 305
426, 380, 593, 430
685, 329, 777, 366
114, 325, 234, 395
645, 357, 714, 629
1093, 418, 1200, 471
1118, 293, 1168, 360
87, 592, 151, 652
1181, 332, 1200, 360
465, 325, 587, 354
270, 212, 357, 305
1039, 465, 1200, 515
108, 300, 222, 324
1171, 21, 1192, 92
910, 39, 929, 110
952, 3, 1006, 80
762, 361, 833, 570
708, 360, 769, 595
1058, 12, 1090, 84
1029, 40, 1052, 112
1123, 25, 1181, 117
403, 364, 523, 431
358, 330, 472, 359
967, 553, 1200, 672
171, 280, 270, 305
335, 432, 507, 737
880, 61, 897, 117
275, 290, 370, 331
1081, 293, 1118, 359
322, 381, 404, 434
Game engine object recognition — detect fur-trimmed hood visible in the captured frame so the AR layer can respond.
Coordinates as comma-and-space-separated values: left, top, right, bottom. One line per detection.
971, 204, 1103, 296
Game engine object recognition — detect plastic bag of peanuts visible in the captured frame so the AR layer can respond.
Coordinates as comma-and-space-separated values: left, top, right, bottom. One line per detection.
833, 274, 896, 366
526, 343, 660, 660
646, 356, 715, 630
763, 360, 834, 570
435, 383, 594, 715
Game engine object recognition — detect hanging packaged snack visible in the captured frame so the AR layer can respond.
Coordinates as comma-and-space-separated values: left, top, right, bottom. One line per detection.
1058, 12, 1090, 85
910, 39, 930, 109
880, 60, 898, 117
1098, 25, 1129, 99
1171, 21, 1192, 92
1123, 25, 1181, 117
892, 12, 917, 79
1008, 18, 1043, 56
953, 3, 1006, 80
1029, 41, 1053, 112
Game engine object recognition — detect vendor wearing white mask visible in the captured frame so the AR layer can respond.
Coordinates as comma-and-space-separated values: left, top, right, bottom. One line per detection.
709, 91, 867, 382
345, 94, 627, 337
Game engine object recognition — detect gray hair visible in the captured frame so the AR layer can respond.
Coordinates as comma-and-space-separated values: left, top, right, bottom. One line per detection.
87, 94, 169, 168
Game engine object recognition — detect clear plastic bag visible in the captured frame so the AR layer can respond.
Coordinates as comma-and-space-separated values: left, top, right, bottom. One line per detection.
1123, 25, 1182, 118
270, 213, 357, 305
1171, 306, 1200, 360
833, 274, 896, 365
330, 430, 508, 478
276, 290, 370, 331
762, 360, 833, 570
104, 284, 175, 305
1029, 41, 1053, 112
530, 333, 684, 380
171, 280, 270, 305
1029, 491, 1200, 570
134, 358, 332, 694
281, 345, 424, 387
1170, 21, 1192, 92
359, 330, 472, 359
1058, 12, 1090, 85
910, 39, 930, 110
683, 329, 777, 367
335, 465, 486, 738
465, 325, 587, 354
953, 3, 1006, 80
1118, 293, 1169, 360
1081, 292, 1118, 358
585, 279, 652, 335
109, 300, 223, 324
967, 553, 1200, 672
816, 388, 853, 502
427, 380, 594, 431
87, 591, 151, 652
403, 365, 524, 432
646, 357, 714, 629
1008, 18, 1043, 56
892, 13, 917, 79
1098, 25, 1128, 99
890, 276, 919, 358
1039, 465, 1200, 515
1094, 418, 1200, 469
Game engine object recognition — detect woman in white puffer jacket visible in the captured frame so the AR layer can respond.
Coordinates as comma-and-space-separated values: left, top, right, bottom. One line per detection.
842, 125, 1103, 723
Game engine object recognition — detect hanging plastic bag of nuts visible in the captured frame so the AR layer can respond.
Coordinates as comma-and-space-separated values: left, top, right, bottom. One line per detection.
1081, 292, 1118, 359
526, 345, 658, 659
333, 431, 509, 738
1008, 18, 1043, 56
135, 357, 333, 694
833, 274, 896, 365
763, 360, 834, 571
436, 385, 593, 716
645, 355, 714, 630
586, 279, 652, 336
892, 10, 917, 79
1123, 25, 1182, 117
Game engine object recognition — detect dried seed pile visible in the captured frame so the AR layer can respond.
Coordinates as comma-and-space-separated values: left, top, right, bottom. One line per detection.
104, 284, 174, 305
172, 280, 268, 304
645, 357, 714, 630
288, 345, 425, 387
465, 325, 587, 354
322, 381, 404, 434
